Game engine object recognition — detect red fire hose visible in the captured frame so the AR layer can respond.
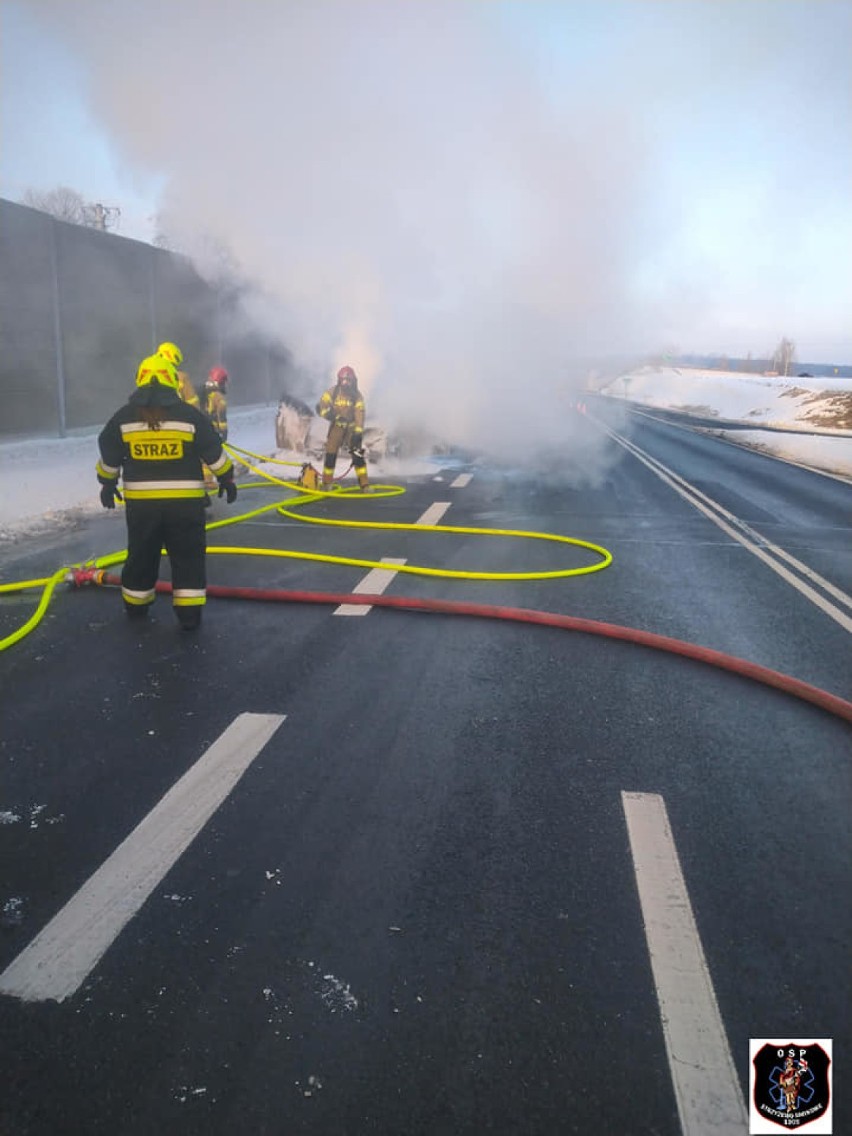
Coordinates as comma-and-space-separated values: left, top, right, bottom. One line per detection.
82, 570, 852, 724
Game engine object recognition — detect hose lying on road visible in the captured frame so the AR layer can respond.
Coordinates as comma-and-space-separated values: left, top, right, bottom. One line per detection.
0, 445, 612, 650
3, 440, 849, 725
75, 570, 852, 725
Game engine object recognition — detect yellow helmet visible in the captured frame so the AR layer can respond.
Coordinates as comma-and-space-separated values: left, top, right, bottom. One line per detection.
136, 354, 179, 390
157, 341, 184, 367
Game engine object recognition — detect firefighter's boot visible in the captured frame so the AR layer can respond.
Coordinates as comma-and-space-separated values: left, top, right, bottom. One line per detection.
176, 607, 202, 631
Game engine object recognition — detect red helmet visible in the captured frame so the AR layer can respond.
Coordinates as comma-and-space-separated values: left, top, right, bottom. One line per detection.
208, 366, 228, 387
337, 365, 356, 383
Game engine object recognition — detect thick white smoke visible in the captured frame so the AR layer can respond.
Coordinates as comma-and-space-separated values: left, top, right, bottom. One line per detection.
21, 0, 852, 462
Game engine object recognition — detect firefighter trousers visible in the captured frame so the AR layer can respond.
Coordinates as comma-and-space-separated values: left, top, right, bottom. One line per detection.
323, 423, 368, 486
121, 499, 208, 612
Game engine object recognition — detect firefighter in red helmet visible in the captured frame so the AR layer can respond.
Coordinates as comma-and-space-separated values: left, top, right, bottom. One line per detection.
204, 366, 229, 440
315, 365, 370, 491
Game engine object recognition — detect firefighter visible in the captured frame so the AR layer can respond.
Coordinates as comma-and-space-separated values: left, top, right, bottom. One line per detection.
157, 340, 200, 408
96, 353, 238, 631
316, 365, 370, 491
200, 366, 229, 491
204, 367, 229, 440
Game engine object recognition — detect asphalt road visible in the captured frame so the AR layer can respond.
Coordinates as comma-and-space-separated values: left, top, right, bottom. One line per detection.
1, 405, 849, 1135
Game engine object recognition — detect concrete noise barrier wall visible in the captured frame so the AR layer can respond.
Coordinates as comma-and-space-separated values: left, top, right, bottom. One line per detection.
0, 198, 293, 438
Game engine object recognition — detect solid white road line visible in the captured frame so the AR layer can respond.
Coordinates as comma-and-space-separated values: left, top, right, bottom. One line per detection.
621, 792, 747, 1135
603, 423, 852, 633
0, 713, 285, 1003
631, 406, 852, 485
334, 557, 408, 616
450, 473, 473, 488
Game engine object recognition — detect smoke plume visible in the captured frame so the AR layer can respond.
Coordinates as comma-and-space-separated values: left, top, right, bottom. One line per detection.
23, 0, 852, 461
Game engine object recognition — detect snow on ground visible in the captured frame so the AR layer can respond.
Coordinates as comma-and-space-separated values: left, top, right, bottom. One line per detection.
602, 365, 852, 431
599, 366, 852, 479
696, 428, 852, 477
0, 406, 438, 543
0, 372, 849, 544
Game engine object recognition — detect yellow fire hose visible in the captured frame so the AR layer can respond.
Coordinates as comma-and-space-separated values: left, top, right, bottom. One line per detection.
4, 443, 851, 723
0, 441, 611, 652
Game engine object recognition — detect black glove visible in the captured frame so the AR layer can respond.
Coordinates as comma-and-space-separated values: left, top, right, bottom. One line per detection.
217, 474, 237, 504
350, 430, 363, 451
99, 481, 122, 509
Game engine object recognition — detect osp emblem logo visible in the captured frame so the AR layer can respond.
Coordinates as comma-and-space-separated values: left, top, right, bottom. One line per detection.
749, 1039, 832, 1132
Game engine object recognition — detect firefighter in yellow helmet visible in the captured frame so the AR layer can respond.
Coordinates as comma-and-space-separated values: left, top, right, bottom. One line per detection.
95, 353, 237, 630
158, 341, 200, 409
316, 365, 370, 491
159, 340, 215, 494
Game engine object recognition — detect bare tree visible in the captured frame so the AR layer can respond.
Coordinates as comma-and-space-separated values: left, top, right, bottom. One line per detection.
771, 337, 796, 377
23, 185, 86, 224
23, 186, 120, 232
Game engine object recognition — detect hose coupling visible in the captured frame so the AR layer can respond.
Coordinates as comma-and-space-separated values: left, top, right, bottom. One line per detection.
69, 567, 106, 587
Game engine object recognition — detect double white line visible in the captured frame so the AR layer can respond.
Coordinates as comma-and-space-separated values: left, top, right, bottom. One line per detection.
605, 424, 852, 634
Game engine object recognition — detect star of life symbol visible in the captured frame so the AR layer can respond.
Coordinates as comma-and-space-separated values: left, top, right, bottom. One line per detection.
749, 1039, 833, 1133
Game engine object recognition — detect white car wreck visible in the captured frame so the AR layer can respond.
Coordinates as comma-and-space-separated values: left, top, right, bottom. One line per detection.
275, 393, 391, 461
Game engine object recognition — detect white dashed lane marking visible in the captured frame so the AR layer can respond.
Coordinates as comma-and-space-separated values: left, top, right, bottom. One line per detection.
334, 502, 452, 615
416, 502, 452, 527
621, 791, 747, 1134
0, 713, 285, 1003
334, 558, 408, 616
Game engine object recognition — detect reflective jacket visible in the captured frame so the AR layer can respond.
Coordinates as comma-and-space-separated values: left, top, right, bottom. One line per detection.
316, 384, 365, 430
97, 383, 233, 501
204, 385, 228, 440
177, 371, 200, 408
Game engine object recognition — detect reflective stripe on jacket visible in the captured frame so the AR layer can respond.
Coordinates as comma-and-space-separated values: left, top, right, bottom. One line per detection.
204, 387, 228, 439
316, 384, 365, 429
97, 391, 232, 500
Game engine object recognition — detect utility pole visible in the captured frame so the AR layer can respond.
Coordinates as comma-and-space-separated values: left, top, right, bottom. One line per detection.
48, 219, 68, 437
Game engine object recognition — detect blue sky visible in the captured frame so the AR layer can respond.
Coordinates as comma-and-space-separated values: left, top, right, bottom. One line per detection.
2, 0, 851, 375
0, 3, 163, 240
